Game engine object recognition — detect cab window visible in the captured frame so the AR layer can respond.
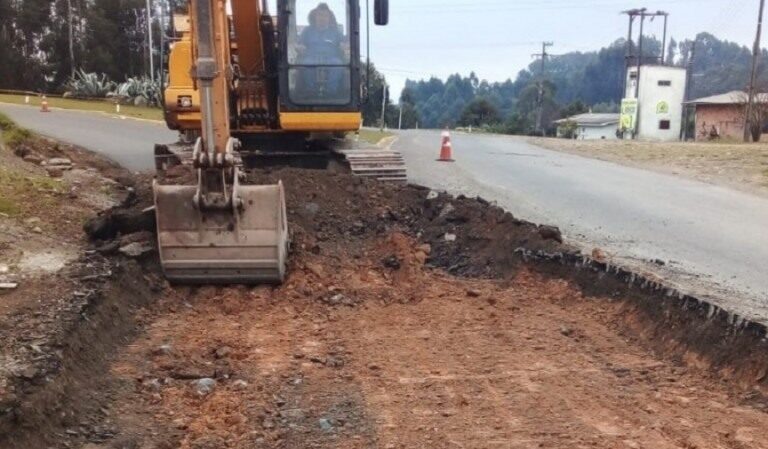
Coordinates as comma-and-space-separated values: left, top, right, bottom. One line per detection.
286, 1, 352, 105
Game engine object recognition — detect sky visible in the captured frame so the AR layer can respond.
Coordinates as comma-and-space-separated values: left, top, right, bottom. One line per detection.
361, 0, 763, 97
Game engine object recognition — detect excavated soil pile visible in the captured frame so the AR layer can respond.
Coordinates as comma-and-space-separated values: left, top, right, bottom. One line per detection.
260, 169, 566, 278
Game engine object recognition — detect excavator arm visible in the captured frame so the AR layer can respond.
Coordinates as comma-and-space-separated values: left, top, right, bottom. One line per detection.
153, 0, 288, 284
153, 0, 391, 285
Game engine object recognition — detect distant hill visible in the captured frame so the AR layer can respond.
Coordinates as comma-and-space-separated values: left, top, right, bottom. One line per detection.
401, 33, 765, 131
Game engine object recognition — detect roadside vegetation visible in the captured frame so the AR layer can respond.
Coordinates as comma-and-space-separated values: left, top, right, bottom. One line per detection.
0, 111, 32, 148
0, 113, 69, 218
358, 128, 394, 145
0, 94, 164, 121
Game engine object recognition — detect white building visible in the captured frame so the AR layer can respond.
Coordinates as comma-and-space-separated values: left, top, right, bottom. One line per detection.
554, 113, 619, 140
624, 65, 687, 141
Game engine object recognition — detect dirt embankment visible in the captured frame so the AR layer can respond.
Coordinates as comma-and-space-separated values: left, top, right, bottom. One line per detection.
0, 119, 162, 449
2, 137, 768, 448
529, 137, 768, 197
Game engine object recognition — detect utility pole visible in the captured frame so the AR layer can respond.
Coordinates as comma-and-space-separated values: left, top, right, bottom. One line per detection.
622, 9, 647, 99
379, 83, 388, 132
67, 0, 75, 79
745, 0, 766, 142
660, 12, 669, 64
635, 13, 645, 99
398, 104, 403, 130
146, 0, 155, 82
623, 13, 636, 97
681, 40, 697, 140
532, 41, 553, 135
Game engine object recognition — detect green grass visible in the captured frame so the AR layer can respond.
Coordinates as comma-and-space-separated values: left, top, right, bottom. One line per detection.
0, 111, 15, 130
0, 167, 67, 218
0, 93, 164, 121
0, 114, 67, 218
0, 197, 21, 216
0, 111, 33, 148
358, 129, 394, 145
0, 167, 66, 191
4, 127, 32, 147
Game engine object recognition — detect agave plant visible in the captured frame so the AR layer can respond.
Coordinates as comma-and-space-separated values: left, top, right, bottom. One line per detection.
109, 76, 162, 107
64, 69, 115, 98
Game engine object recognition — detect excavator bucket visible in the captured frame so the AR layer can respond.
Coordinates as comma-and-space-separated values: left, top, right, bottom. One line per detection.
153, 180, 288, 284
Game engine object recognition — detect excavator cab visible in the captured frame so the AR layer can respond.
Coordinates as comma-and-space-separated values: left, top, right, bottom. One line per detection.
154, 0, 389, 285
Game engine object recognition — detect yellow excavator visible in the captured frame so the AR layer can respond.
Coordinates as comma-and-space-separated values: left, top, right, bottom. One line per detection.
153, 0, 390, 284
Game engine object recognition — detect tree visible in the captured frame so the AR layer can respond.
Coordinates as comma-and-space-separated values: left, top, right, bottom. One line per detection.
667, 37, 678, 64
736, 90, 768, 142
502, 112, 529, 135
361, 62, 391, 127
397, 88, 421, 129
0, 0, 162, 92
515, 80, 558, 135
678, 32, 757, 99
460, 98, 500, 127
560, 100, 589, 119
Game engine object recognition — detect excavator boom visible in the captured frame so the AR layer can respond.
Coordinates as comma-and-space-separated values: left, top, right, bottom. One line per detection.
154, 0, 390, 284
153, 0, 288, 284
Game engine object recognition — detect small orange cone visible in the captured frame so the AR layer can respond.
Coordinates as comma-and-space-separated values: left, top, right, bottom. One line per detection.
40, 96, 50, 113
437, 129, 455, 162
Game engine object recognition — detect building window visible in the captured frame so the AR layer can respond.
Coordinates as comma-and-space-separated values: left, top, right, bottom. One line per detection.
659, 120, 671, 130
658, 80, 672, 86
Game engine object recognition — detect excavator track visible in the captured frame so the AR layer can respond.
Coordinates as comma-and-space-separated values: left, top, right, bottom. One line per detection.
336, 147, 408, 183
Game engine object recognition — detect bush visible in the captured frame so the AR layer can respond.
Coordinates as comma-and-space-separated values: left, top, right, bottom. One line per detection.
109, 76, 162, 107
559, 120, 578, 139
65, 69, 116, 99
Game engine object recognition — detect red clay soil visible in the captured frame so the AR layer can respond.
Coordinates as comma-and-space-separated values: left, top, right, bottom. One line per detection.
105, 231, 768, 449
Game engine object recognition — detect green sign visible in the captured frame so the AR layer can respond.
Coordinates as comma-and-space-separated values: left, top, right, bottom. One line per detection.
656, 101, 669, 115
620, 98, 638, 133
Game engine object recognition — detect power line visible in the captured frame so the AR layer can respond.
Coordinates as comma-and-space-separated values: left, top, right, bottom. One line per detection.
395, 0, 720, 13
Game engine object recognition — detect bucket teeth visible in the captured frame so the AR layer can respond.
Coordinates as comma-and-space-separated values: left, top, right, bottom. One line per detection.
153, 180, 288, 284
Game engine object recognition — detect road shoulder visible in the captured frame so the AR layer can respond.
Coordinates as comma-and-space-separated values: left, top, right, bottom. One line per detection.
529, 136, 768, 199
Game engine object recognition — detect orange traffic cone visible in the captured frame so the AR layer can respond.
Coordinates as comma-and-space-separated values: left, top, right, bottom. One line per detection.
40, 96, 50, 113
437, 129, 455, 162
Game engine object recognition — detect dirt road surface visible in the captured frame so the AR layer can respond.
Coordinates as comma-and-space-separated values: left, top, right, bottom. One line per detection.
1, 161, 766, 449
105, 233, 768, 449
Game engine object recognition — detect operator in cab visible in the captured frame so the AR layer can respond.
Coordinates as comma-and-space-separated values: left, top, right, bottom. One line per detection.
294, 3, 349, 100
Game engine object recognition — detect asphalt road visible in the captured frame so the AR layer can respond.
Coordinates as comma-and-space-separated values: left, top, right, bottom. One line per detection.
0, 103, 174, 172
395, 130, 768, 323
1, 102, 765, 322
